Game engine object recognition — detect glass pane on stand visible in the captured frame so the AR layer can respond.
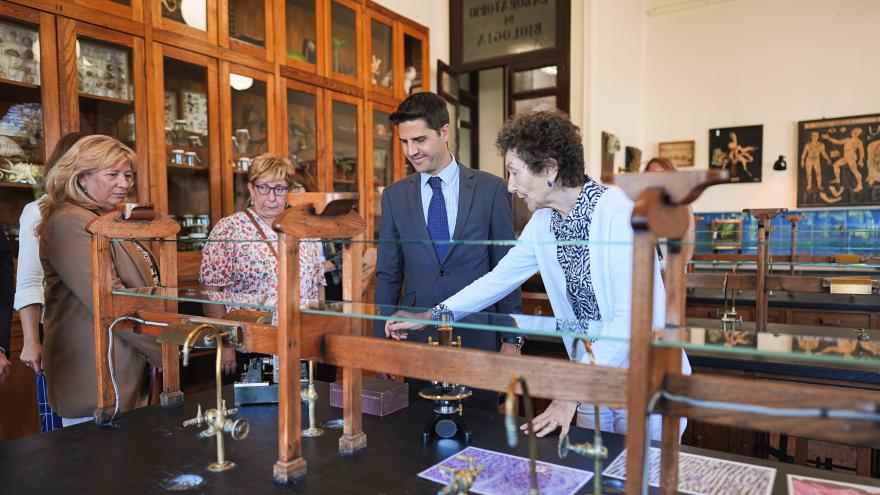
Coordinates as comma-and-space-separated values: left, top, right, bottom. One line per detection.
330, 2, 357, 78
164, 57, 211, 251
229, 73, 268, 211
285, 0, 318, 64
331, 100, 357, 192
287, 89, 318, 190
77, 37, 137, 200
228, 0, 265, 47
0, 19, 44, 235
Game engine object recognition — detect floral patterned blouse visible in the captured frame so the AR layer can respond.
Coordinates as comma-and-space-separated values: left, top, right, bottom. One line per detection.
199, 209, 325, 312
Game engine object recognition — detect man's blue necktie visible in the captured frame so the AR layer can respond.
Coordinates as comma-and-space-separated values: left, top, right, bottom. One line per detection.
426, 176, 450, 263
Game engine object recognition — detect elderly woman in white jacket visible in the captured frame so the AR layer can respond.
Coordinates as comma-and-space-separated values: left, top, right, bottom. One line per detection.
386, 110, 689, 440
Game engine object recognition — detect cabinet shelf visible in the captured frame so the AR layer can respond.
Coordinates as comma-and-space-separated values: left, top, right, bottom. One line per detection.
168, 163, 209, 173
78, 92, 134, 105
0, 77, 40, 90
0, 181, 41, 189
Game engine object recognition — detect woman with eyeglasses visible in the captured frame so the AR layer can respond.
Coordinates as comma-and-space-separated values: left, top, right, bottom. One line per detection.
199, 153, 324, 375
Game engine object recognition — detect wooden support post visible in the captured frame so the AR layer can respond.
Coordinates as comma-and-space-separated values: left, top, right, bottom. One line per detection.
158, 234, 183, 407
785, 215, 803, 276
745, 209, 785, 333
92, 235, 116, 424
339, 236, 367, 455
273, 234, 307, 483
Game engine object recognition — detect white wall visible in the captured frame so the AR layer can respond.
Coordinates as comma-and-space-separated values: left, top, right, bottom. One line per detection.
644, 0, 880, 212
373, 0, 450, 95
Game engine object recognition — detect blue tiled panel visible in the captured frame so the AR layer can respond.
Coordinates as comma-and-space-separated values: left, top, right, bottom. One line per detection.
694, 208, 880, 256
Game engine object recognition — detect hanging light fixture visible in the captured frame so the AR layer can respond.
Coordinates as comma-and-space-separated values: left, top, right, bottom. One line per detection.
180, 0, 207, 31
229, 73, 254, 91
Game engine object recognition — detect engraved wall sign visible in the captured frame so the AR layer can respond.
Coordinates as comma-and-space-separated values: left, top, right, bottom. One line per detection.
460, 0, 557, 65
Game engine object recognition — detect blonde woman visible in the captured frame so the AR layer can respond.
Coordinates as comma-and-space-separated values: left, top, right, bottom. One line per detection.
200, 153, 324, 374
39, 135, 162, 426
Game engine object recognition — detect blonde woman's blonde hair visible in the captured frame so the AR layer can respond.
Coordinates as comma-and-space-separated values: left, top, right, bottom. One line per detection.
248, 153, 295, 186
39, 134, 137, 239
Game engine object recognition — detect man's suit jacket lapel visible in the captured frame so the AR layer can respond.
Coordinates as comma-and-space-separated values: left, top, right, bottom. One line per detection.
405, 173, 440, 267
443, 164, 476, 264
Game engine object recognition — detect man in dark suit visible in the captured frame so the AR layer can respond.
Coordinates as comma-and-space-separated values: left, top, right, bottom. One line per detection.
0, 232, 14, 385
373, 92, 522, 410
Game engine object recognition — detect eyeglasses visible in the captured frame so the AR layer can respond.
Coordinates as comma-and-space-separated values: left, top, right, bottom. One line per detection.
252, 183, 290, 196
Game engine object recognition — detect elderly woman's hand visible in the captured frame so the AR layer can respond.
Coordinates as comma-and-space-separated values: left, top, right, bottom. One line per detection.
221, 346, 237, 375
384, 310, 432, 340
520, 399, 578, 438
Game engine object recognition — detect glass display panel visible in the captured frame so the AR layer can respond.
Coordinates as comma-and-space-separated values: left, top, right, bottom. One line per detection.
287, 89, 318, 189
162, 0, 207, 31
514, 95, 556, 115
331, 100, 358, 192
228, 0, 265, 47
0, 19, 44, 233
370, 20, 392, 88
403, 34, 423, 94
229, 74, 268, 211
164, 57, 211, 250
514, 66, 557, 92
77, 38, 136, 200
330, 2, 357, 78
372, 109, 393, 238
285, 0, 318, 64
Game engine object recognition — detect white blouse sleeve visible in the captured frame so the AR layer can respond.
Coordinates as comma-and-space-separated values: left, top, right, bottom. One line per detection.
13, 201, 44, 310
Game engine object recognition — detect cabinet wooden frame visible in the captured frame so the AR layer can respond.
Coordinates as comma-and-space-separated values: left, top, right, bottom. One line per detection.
363, 8, 394, 97
507, 58, 568, 116
364, 99, 398, 239
0, 2, 62, 163
394, 21, 429, 100
274, 0, 326, 75
148, 43, 222, 226
150, 0, 219, 47
58, 18, 151, 201
219, 61, 278, 216
218, 0, 274, 63
324, 0, 364, 88
323, 90, 364, 213
73, 0, 143, 23
280, 77, 325, 190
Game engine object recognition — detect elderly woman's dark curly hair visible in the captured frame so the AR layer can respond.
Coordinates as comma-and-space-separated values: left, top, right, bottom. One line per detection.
495, 110, 585, 188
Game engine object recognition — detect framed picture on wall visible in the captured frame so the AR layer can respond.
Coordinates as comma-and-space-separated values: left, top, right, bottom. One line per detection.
625, 146, 641, 172
658, 140, 695, 168
708, 125, 762, 183
797, 113, 880, 208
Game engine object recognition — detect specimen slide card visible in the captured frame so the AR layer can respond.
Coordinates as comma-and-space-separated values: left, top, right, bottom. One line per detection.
419, 446, 594, 495
787, 474, 880, 495
603, 447, 776, 495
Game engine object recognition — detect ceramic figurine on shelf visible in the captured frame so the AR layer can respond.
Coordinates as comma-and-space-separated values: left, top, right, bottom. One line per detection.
380, 69, 393, 88
332, 37, 345, 73
371, 54, 382, 85
403, 66, 417, 94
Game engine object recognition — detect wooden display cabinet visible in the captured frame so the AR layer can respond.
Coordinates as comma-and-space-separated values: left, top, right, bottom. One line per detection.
0, 5, 60, 231
365, 100, 397, 240
219, 62, 277, 215
58, 18, 149, 201
324, 90, 363, 213
365, 8, 394, 99
276, 0, 323, 74
220, 0, 273, 63
396, 22, 429, 99
326, 0, 362, 87
151, 0, 219, 47
73, 0, 143, 23
281, 77, 323, 190
148, 44, 221, 242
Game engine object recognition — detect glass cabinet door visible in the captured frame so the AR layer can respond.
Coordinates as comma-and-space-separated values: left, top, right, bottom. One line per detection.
227, 71, 270, 212
0, 16, 47, 233
227, 0, 266, 49
285, 0, 319, 67
368, 15, 393, 92
285, 82, 319, 190
402, 30, 425, 96
326, 93, 360, 195
162, 55, 213, 250
370, 107, 394, 239
155, 0, 214, 44
329, 0, 359, 82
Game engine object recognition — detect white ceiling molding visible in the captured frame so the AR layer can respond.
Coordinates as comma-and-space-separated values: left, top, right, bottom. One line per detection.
646, 0, 737, 17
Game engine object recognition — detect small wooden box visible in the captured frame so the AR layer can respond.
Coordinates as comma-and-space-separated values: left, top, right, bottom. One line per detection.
329, 377, 409, 417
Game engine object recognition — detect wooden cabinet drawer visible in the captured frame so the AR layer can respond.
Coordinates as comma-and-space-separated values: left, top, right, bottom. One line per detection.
790, 310, 870, 328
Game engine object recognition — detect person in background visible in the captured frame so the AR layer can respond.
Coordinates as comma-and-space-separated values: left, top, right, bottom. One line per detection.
643, 157, 696, 265
387, 110, 689, 439
15, 131, 86, 430
200, 153, 325, 375
0, 232, 12, 385
39, 135, 162, 426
